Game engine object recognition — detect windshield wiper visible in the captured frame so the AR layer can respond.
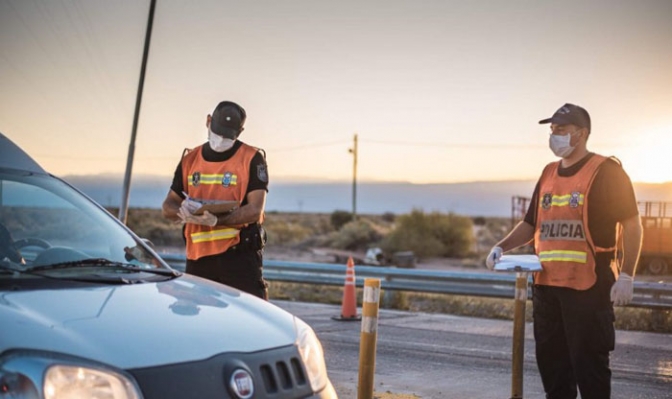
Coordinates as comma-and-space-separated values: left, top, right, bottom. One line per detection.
0, 262, 50, 279
0, 262, 25, 274
29, 258, 179, 277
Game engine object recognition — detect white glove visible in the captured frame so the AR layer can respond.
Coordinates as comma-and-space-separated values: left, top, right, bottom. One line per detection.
610, 273, 634, 306
177, 206, 217, 227
181, 197, 202, 214
485, 246, 503, 270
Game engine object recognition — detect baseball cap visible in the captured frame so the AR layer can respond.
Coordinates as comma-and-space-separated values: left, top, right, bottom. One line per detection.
210, 101, 246, 139
538, 103, 591, 131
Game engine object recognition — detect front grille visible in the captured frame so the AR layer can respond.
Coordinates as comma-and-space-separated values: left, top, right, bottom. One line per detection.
129, 345, 314, 399
260, 357, 307, 394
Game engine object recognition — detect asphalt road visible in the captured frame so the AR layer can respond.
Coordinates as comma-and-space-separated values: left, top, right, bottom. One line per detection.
274, 301, 672, 399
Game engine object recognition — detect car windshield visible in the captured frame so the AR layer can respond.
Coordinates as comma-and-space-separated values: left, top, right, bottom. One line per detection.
0, 170, 171, 277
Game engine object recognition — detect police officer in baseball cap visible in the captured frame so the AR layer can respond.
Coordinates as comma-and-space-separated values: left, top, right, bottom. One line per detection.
486, 102, 643, 398
162, 100, 270, 299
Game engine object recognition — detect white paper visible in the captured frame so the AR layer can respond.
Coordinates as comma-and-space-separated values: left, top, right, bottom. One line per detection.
494, 254, 543, 272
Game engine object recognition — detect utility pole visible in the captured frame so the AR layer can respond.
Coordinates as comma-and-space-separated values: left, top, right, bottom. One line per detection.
119, 0, 157, 224
348, 133, 358, 220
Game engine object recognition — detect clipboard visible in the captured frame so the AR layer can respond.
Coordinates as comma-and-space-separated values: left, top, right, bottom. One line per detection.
193, 201, 239, 215
494, 254, 543, 272
182, 191, 238, 215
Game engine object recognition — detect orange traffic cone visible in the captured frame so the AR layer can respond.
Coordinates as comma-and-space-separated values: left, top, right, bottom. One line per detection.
333, 257, 361, 321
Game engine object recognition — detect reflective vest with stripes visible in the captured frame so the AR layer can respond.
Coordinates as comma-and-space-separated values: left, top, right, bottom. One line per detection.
181, 143, 259, 260
533, 154, 619, 290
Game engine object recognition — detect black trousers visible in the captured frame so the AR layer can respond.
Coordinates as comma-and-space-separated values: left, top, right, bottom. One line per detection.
186, 248, 268, 300
532, 265, 616, 399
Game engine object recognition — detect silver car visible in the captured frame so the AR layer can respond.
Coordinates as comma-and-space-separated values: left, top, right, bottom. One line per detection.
0, 133, 338, 399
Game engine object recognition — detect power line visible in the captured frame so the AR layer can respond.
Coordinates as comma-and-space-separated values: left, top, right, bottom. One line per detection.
360, 139, 544, 149
360, 138, 629, 150
267, 139, 351, 152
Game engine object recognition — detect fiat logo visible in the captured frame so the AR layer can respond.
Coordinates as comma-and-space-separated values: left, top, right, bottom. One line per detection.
229, 369, 254, 399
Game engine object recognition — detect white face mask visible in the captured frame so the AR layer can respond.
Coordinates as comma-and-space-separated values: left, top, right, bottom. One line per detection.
208, 129, 235, 152
549, 132, 577, 158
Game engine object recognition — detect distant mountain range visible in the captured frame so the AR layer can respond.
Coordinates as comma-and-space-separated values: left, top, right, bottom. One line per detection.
62, 174, 672, 218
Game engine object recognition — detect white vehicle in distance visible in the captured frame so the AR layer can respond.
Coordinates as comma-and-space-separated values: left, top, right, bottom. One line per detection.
0, 132, 337, 399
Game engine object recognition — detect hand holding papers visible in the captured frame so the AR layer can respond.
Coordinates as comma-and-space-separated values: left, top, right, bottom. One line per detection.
182, 192, 238, 215
192, 201, 238, 215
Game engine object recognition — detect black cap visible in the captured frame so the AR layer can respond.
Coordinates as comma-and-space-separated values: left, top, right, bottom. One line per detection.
538, 103, 591, 132
210, 101, 246, 139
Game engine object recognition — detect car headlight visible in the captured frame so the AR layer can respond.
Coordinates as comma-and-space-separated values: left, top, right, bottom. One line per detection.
44, 365, 140, 399
295, 317, 328, 392
0, 351, 142, 399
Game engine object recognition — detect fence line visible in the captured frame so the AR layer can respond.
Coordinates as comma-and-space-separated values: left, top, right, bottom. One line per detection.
159, 254, 672, 310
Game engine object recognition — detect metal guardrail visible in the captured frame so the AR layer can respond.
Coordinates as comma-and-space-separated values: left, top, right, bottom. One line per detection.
159, 253, 672, 310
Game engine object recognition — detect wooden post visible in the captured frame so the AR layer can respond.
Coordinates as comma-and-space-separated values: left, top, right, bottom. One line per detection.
511, 272, 528, 399
357, 278, 380, 399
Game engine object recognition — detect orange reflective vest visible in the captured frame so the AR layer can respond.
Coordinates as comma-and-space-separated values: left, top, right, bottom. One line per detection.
181, 143, 259, 261
533, 154, 620, 290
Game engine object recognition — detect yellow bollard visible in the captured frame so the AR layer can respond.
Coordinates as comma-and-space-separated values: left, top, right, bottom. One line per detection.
510, 272, 529, 399
357, 278, 381, 399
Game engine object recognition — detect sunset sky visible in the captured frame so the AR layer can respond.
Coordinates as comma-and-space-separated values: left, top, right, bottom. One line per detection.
1, 0, 671, 185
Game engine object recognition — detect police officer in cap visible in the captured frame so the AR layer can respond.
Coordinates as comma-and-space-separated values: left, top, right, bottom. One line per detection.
162, 101, 269, 299
485, 103, 643, 398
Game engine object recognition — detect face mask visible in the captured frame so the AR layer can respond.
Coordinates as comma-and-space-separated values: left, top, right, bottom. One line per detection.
549, 132, 577, 158
208, 129, 235, 152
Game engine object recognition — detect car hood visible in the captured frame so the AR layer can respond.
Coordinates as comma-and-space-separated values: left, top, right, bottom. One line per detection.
0, 274, 298, 369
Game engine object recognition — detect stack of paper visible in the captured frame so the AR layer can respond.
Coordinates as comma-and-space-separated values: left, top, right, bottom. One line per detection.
494, 255, 543, 272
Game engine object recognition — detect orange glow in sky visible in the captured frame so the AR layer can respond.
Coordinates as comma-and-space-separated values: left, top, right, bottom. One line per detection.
620, 127, 672, 184
1, 0, 671, 185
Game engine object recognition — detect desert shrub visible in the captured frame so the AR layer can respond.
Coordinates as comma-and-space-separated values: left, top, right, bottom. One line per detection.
295, 213, 334, 235
485, 217, 513, 238
264, 222, 312, 246
327, 220, 381, 251
262, 213, 324, 246
380, 209, 474, 258
330, 210, 353, 230
433, 213, 474, 257
472, 216, 486, 226
381, 212, 396, 223
316, 216, 335, 234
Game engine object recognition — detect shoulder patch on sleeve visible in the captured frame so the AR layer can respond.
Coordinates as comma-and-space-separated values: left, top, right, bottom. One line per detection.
257, 164, 268, 182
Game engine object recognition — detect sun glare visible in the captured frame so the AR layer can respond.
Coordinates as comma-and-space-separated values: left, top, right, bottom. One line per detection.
619, 127, 672, 184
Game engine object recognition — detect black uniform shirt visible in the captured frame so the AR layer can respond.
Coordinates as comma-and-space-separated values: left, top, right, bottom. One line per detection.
524, 153, 639, 268
170, 141, 269, 207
